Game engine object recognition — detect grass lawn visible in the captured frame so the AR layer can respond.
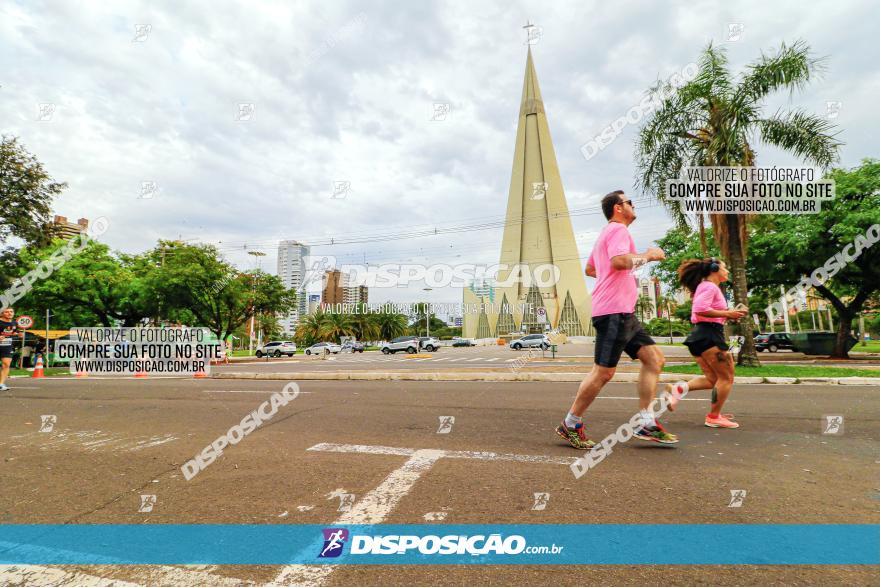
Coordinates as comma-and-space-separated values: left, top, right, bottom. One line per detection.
664, 364, 880, 378
852, 340, 880, 353
8, 367, 69, 378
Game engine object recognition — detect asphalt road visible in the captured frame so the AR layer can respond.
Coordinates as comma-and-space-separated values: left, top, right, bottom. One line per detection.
1, 377, 877, 586
216, 345, 880, 373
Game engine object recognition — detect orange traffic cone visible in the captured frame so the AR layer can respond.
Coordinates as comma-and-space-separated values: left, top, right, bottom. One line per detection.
193, 364, 208, 378
31, 354, 45, 378
134, 370, 148, 378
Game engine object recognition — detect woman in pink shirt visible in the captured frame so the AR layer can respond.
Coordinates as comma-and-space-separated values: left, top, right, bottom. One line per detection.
665, 258, 746, 429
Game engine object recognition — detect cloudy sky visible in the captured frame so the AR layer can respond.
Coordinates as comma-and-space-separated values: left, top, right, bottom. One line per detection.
2, 0, 876, 314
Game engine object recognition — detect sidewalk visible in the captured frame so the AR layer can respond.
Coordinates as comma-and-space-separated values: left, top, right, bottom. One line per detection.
213, 370, 877, 385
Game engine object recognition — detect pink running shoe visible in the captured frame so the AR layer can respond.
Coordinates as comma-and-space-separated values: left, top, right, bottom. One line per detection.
705, 413, 739, 429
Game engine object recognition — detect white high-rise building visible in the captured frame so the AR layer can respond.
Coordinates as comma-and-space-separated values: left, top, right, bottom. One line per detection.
277, 240, 310, 333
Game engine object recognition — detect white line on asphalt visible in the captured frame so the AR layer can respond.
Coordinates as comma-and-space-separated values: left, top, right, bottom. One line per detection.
485, 358, 500, 362
202, 390, 314, 394
276, 442, 574, 586
597, 396, 708, 401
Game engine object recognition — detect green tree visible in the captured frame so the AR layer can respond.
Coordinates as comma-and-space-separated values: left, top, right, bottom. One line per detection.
0, 136, 68, 290
634, 294, 655, 322
318, 311, 355, 343
636, 40, 841, 366
350, 306, 380, 342
294, 310, 326, 347
150, 241, 295, 341
375, 306, 408, 340
653, 227, 721, 292
15, 240, 158, 326
748, 160, 880, 357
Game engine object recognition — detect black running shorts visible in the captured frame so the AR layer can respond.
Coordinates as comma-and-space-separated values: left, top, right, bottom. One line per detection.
0, 346, 11, 360
683, 322, 729, 357
592, 313, 655, 368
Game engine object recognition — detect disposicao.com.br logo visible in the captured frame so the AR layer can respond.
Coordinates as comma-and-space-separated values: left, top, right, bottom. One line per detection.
317, 529, 563, 558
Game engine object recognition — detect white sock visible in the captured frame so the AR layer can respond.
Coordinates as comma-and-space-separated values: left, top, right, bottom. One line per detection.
639, 409, 655, 428
564, 412, 582, 429
673, 381, 689, 398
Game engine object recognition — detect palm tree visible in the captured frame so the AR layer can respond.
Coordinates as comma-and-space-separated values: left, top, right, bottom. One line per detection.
635, 40, 841, 366
375, 308, 407, 341
318, 312, 355, 343
350, 305, 380, 342
295, 310, 325, 347
635, 295, 655, 322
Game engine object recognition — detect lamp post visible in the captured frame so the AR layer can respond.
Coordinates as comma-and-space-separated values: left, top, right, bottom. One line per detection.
423, 288, 433, 337
247, 251, 266, 354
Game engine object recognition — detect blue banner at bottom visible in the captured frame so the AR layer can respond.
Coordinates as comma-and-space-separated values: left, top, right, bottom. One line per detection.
0, 525, 876, 565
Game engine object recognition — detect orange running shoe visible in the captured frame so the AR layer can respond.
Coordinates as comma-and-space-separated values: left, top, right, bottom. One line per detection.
705, 413, 739, 429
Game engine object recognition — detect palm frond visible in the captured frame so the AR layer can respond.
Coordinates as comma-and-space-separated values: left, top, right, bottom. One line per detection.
758, 110, 842, 170
736, 39, 825, 105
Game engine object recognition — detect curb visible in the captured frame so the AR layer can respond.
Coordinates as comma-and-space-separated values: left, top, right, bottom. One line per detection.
212, 372, 880, 385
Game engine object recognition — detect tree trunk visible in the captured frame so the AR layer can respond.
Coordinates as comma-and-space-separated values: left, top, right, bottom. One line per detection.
698, 214, 708, 256
724, 215, 760, 366
832, 312, 854, 359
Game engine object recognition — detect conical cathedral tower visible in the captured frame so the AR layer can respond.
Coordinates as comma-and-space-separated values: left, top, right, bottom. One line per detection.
463, 48, 593, 338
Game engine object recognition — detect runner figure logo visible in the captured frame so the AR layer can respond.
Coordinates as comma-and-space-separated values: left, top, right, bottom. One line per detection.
728, 490, 747, 508
437, 416, 455, 434
138, 495, 157, 513
822, 415, 844, 435
531, 492, 550, 511
326, 489, 355, 512
430, 103, 451, 121
530, 182, 549, 200
39, 415, 57, 433
318, 528, 349, 558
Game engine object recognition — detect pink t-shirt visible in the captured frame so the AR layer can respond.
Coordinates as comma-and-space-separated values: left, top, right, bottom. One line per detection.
691, 281, 728, 324
587, 222, 637, 317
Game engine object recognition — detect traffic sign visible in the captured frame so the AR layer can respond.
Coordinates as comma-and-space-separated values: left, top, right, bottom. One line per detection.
536, 307, 547, 324
17, 315, 34, 329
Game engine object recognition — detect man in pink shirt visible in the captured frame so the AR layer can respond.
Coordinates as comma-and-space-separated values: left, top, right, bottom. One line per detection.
556, 191, 678, 449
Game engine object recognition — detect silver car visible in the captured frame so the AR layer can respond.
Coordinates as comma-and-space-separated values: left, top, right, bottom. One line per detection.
304, 342, 342, 355
255, 341, 297, 358
509, 334, 550, 350
380, 336, 420, 355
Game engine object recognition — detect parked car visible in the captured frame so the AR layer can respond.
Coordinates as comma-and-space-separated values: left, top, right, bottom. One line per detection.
340, 341, 365, 353
509, 334, 551, 350
755, 332, 796, 352
417, 336, 440, 352
452, 338, 475, 347
255, 341, 297, 358
304, 342, 342, 355
380, 336, 420, 354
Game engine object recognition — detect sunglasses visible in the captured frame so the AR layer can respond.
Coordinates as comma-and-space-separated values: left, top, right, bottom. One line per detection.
619, 199, 635, 209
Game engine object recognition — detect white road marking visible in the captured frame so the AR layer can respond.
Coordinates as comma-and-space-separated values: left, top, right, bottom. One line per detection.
485, 358, 500, 362
0, 565, 144, 586
597, 396, 708, 402
275, 442, 575, 586
0, 565, 247, 587
2, 430, 179, 452
202, 389, 313, 394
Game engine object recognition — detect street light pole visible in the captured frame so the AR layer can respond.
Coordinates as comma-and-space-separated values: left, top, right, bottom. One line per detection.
423, 287, 433, 337
247, 251, 266, 354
